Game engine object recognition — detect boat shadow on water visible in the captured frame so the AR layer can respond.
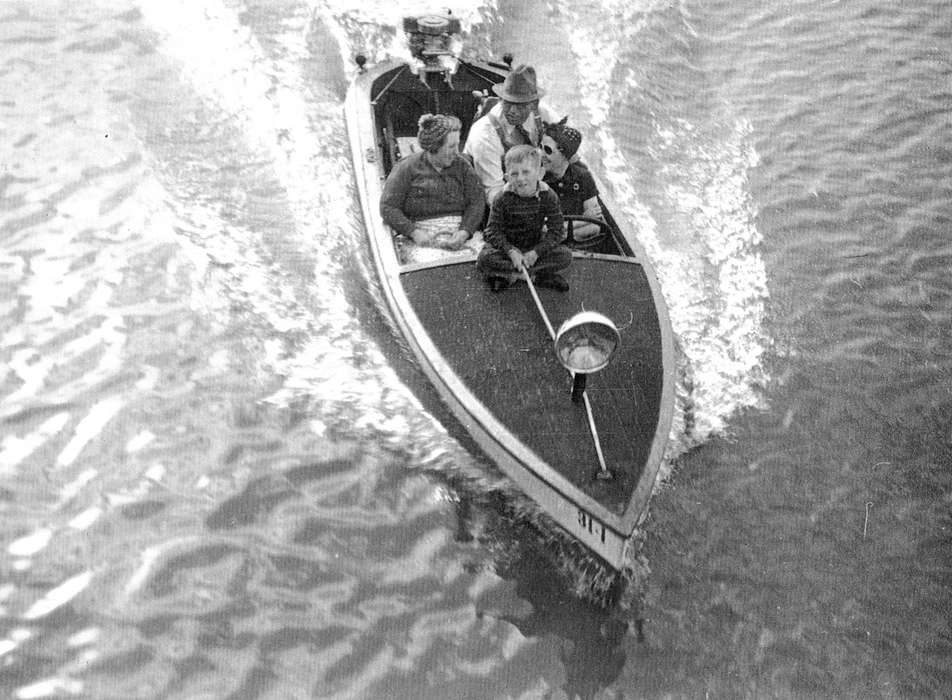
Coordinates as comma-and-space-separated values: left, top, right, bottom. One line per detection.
435, 469, 647, 698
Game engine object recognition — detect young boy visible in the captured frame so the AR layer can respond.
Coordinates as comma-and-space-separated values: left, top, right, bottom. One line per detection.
476, 145, 573, 292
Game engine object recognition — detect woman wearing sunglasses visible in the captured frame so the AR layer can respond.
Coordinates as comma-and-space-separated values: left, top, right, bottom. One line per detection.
541, 118, 605, 243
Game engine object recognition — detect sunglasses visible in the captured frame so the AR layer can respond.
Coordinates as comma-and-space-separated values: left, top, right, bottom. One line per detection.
542, 144, 556, 155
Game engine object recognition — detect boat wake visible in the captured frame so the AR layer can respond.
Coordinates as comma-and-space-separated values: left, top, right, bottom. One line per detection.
134, 2, 531, 534
137, 1, 427, 445
552, 0, 770, 471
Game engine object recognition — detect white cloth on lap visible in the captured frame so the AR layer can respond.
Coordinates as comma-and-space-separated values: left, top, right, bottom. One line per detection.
399, 215, 484, 265
414, 215, 463, 242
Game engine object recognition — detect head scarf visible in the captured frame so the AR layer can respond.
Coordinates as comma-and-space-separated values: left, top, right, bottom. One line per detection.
417, 113, 460, 153
543, 117, 582, 159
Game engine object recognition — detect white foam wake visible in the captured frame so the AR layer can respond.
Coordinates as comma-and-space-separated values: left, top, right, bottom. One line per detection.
555, 0, 769, 461
134, 1, 497, 464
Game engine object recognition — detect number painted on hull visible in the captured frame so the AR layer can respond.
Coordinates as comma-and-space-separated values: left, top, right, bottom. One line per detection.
577, 508, 606, 543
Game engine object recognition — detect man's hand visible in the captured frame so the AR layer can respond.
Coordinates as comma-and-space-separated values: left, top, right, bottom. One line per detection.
522, 249, 539, 268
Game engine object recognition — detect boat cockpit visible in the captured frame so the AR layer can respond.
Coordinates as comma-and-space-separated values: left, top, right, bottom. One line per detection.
364, 14, 628, 257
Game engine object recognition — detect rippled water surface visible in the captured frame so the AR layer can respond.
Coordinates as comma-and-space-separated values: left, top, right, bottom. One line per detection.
1, 0, 950, 697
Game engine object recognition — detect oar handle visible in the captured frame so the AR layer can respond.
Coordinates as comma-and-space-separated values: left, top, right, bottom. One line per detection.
520, 264, 556, 340
582, 390, 611, 479
520, 264, 613, 480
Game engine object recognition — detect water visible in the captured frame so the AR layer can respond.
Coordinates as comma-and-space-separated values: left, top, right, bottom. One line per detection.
1, 0, 949, 697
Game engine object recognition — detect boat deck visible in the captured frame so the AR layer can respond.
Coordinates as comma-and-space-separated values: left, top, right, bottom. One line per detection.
401, 254, 663, 513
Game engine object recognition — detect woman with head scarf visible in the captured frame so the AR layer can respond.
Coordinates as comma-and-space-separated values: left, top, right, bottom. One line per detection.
380, 113, 485, 250
541, 118, 605, 243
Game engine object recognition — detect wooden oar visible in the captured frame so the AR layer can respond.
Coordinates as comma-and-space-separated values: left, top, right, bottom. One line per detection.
520, 265, 613, 480
520, 264, 555, 339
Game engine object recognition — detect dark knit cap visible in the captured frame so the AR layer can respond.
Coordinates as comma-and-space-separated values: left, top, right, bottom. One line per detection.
417, 113, 460, 153
544, 117, 582, 159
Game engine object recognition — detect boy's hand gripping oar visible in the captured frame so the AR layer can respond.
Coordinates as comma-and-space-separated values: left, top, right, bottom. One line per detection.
520, 264, 614, 481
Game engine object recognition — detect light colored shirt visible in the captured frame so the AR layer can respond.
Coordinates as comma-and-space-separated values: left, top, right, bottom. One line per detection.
462, 101, 563, 204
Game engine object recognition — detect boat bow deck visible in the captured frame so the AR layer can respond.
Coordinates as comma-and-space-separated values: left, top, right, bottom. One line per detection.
401, 253, 664, 514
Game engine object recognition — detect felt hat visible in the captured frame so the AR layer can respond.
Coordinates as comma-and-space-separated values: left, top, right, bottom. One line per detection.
491, 64, 544, 103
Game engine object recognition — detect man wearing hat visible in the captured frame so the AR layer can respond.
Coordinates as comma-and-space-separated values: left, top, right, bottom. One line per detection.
463, 64, 563, 204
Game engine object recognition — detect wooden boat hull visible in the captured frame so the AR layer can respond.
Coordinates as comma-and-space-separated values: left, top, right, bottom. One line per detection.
346, 53, 675, 570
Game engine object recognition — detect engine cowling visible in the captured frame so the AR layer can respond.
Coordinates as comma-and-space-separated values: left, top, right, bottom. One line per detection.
403, 14, 461, 61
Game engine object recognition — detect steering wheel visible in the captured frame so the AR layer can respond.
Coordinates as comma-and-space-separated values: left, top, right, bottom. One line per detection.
564, 215, 612, 244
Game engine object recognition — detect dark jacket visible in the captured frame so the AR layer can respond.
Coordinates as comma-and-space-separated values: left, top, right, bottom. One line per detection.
484, 182, 565, 254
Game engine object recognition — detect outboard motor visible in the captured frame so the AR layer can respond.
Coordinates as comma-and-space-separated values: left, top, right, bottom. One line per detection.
403, 14, 462, 84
